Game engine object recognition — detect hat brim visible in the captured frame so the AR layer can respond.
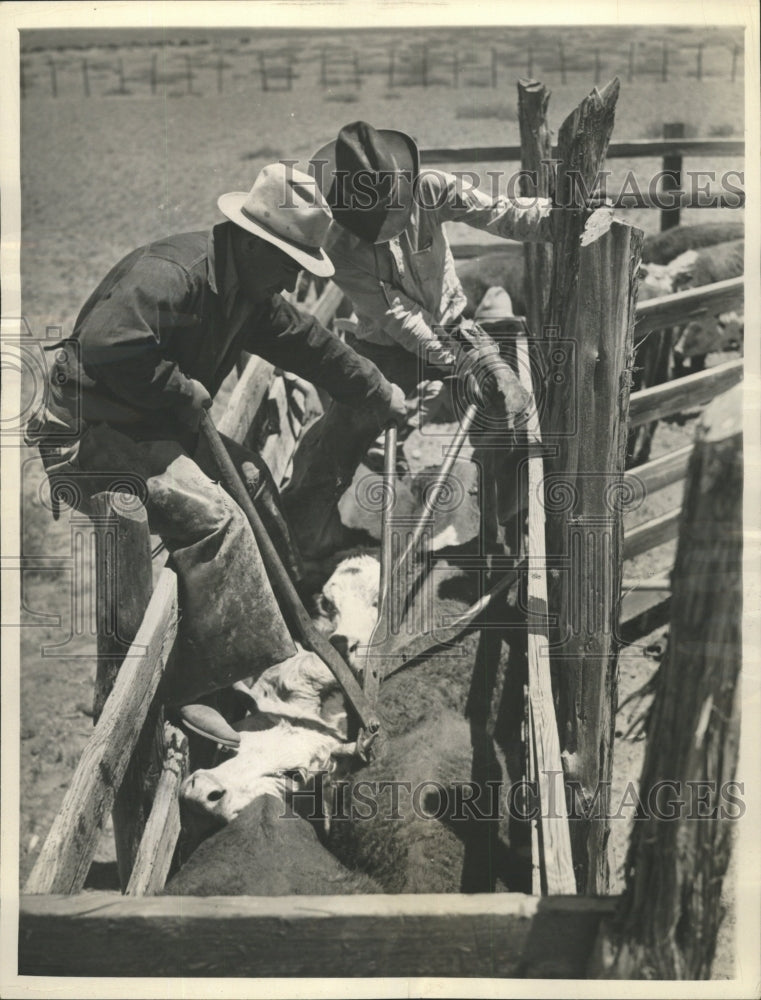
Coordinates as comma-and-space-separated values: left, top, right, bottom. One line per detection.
309, 129, 420, 245
217, 192, 335, 278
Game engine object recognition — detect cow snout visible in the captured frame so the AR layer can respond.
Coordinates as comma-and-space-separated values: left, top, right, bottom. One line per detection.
181, 770, 228, 813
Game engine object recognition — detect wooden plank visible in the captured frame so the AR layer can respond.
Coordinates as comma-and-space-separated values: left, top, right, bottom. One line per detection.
516, 335, 577, 896
419, 137, 744, 164
24, 570, 178, 896
628, 359, 743, 427
18, 891, 617, 978
260, 377, 299, 486
91, 492, 163, 892
216, 353, 275, 444
311, 280, 345, 326
634, 277, 744, 338
126, 724, 189, 897
624, 508, 681, 560
618, 589, 671, 644
624, 444, 692, 495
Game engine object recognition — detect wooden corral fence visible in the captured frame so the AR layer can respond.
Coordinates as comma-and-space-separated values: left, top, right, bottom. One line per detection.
19, 87, 744, 979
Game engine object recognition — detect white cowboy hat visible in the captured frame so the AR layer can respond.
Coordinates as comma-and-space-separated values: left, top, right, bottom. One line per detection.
218, 162, 335, 277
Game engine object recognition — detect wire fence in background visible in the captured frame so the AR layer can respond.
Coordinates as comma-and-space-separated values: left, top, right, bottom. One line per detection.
19, 39, 745, 99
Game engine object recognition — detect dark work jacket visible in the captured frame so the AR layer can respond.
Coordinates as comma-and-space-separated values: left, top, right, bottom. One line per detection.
49, 222, 393, 427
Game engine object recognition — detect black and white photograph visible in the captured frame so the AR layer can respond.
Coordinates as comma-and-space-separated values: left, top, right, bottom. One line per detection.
1, 0, 759, 995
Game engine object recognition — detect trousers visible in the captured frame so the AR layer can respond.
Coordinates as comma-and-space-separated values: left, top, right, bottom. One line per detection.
29, 409, 299, 704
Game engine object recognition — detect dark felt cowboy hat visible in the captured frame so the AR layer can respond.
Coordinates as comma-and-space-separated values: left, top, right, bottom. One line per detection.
309, 121, 419, 244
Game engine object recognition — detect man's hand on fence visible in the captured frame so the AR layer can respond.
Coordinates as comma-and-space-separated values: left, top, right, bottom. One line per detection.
457, 345, 532, 430
378, 383, 408, 428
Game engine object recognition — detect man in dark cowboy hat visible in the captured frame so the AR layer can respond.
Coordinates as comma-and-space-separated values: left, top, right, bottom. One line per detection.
26, 162, 406, 737
284, 121, 560, 559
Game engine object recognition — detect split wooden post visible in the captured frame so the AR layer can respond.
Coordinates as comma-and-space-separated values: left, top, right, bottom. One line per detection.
517, 78, 554, 342
598, 385, 742, 979
543, 79, 644, 894
91, 492, 164, 891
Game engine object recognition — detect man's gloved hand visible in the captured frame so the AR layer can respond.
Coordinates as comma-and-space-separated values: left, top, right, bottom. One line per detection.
176, 377, 212, 430
375, 382, 408, 428
457, 345, 531, 429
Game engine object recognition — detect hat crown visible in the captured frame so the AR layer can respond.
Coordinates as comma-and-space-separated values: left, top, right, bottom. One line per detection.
335, 120, 400, 177
241, 163, 331, 251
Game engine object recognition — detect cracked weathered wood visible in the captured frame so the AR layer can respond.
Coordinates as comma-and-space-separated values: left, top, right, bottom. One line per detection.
597, 384, 742, 979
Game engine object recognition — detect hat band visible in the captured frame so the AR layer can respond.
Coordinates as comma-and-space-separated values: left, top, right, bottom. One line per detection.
239, 203, 323, 256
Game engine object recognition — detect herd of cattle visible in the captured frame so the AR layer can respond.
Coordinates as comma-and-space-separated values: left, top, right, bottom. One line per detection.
163, 220, 744, 897
166, 554, 521, 896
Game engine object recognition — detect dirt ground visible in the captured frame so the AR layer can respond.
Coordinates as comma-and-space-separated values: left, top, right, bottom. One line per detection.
14, 22, 744, 980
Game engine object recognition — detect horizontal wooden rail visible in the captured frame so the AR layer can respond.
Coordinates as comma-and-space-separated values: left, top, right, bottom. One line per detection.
624, 508, 681, 560
628, 358, 743, 427
420, 137, 744, 163
24, 569, 179, 896
624, 444, 692, 495
635, 277, 744, 338
18, 891, 617, 978
611, 191, 745, 210
311, 280, 345, 326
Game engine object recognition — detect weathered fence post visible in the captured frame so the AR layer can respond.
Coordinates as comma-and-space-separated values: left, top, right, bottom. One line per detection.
661, 121, 684, 231
517, 78, 554, 341
82, 58, 90, 97
91, 492, 164, 891
596, 384, 742, 979
543, 79, 644, 894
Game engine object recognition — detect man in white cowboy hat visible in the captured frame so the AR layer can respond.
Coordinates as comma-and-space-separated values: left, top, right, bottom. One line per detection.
283, 121, 561, 558
26, 161, 406, 739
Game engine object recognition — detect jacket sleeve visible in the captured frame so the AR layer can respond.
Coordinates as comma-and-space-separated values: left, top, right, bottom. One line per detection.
244, 293, 394, 414
328, 250, 460, 371
420, 169, 555, 242
75, 256, 198, 410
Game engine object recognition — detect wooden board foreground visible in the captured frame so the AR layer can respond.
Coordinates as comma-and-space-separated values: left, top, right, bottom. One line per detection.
18, 891, 616, 979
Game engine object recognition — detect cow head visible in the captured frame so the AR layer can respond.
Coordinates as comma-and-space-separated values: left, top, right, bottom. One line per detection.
180, 721, 341, 824
314, 554, 380, 670
674, 311, 744, 358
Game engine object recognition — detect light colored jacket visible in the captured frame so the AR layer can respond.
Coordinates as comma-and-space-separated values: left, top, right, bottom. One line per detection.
324, 169, 554, 368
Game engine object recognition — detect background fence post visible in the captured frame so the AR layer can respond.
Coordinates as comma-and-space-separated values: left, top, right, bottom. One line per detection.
217, 53, 224, 93
453, 51, 459, 88
628, 41, 635, 82
600, 385, 742, 978
185, 54, 193, 95
117, 57, 126, 94
696, 42, 704, 81
527, 47, 533, 79
388, 47, 395, 88
91, 492, 164, 892
594, 49, 601, 84
49, 58, 57, 98
661, 121, 684, 231
731, 42, 739, 82
82, 58, 90, 97
661, 41, 668, 82
559, 41, 566, 83
491, 47, 498, 87
518, 78, 554, 342
150, 53, 157, 95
